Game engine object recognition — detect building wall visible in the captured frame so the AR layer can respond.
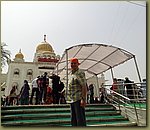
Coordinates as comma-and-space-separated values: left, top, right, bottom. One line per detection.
5, 61, 55, 96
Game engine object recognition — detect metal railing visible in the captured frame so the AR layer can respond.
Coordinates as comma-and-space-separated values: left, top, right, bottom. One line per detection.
101, 82, 146, 126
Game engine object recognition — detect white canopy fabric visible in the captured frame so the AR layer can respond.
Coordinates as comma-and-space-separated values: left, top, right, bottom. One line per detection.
55, 43, 135, 80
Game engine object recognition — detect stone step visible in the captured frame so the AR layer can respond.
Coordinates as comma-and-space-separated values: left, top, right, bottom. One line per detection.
1, 115, 129, 126
1, 103, 137, 127
2, 110, 121, 121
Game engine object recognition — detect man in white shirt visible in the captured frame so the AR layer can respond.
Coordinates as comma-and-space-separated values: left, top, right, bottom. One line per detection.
30, 76, 40, 105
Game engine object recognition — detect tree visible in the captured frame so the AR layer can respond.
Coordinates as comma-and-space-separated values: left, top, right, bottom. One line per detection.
1, 42, 11, 69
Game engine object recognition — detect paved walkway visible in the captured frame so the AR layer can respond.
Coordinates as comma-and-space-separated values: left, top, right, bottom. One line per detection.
120, 106, 146, 126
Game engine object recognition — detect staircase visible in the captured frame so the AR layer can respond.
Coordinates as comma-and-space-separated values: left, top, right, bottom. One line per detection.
1, 103, 137, 127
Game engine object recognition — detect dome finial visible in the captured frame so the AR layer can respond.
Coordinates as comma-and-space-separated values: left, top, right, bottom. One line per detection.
36, 35, 54, 53
15, 49, 24, 59
44, 35, 46, 42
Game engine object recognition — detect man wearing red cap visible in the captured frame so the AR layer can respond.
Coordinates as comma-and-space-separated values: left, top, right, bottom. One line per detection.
66, 58, 87, 126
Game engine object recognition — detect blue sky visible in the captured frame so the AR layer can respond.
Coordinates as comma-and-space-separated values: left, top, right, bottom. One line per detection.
1, 1, 146, 83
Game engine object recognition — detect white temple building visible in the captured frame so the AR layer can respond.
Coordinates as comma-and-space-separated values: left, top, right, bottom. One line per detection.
4, 35, 60, 96
4, 35, 106, 99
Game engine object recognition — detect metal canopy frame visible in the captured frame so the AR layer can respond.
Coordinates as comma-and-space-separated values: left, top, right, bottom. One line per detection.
54, 43, 141, 84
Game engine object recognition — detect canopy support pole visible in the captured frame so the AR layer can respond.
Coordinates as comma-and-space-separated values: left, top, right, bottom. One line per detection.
66, 49, 69, 101
110, 67, 114, 80
133, 56, 142, 82
95, 74, 100, 99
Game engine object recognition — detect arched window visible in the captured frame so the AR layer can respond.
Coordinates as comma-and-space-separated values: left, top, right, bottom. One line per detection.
51, 56, 55, 59
27, 69, 33, 82
48, 55, 51, 59
27, 69, 33, 76
14, 68, 20, 75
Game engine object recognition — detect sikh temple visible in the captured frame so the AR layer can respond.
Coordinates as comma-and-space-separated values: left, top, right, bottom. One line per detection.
4, 35, 60, 96
3, 35, 105, 99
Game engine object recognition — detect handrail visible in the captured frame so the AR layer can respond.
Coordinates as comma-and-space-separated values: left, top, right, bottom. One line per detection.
101, 83, 146, 126
105, 87, 139, 124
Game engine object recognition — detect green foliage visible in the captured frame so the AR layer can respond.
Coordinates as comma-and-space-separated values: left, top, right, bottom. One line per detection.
1, 42, 11, 68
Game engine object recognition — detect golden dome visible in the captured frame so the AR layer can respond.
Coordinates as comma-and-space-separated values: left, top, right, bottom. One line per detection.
36, 42, 54, 53
15, 49, 24, 59
36, 35, 54, 53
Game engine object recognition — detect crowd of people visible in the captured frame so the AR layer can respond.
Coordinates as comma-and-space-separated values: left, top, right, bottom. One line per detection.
2, 74, 103, 106
110, 77, 144, 100
2, 75, 144, 106
1, 57, 146, 127
2, 72, 66, 106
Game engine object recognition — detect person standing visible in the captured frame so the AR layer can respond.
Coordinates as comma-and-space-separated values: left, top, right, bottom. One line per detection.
124, 77, 134, 99
19, 80, 30, 105
41, 72, 49, 104
65, 58, 87, 126
45, 85, 53, 104
110, 78, 120, 102
30, 76, 40, 105
111, 78, 118, 93
8, 85, 18, 105
50, 74, 61, 104
38, 75, 44, 104
89, 84, 94, 104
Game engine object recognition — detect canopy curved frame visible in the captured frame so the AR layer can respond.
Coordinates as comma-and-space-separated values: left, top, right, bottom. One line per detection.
54, 43, 141, 84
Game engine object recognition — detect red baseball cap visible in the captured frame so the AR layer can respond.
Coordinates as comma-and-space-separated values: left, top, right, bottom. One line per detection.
70, 58, 80, 65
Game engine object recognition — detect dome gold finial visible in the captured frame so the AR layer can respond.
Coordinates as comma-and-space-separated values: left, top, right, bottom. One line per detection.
36, 35, 54, 53
15, 49, 24, 59
44, 35, 46, 42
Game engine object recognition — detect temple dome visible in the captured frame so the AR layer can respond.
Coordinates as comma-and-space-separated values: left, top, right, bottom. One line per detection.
36, 42, 54, 53
36, 35, 54, 54
15, 49, 24, 59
